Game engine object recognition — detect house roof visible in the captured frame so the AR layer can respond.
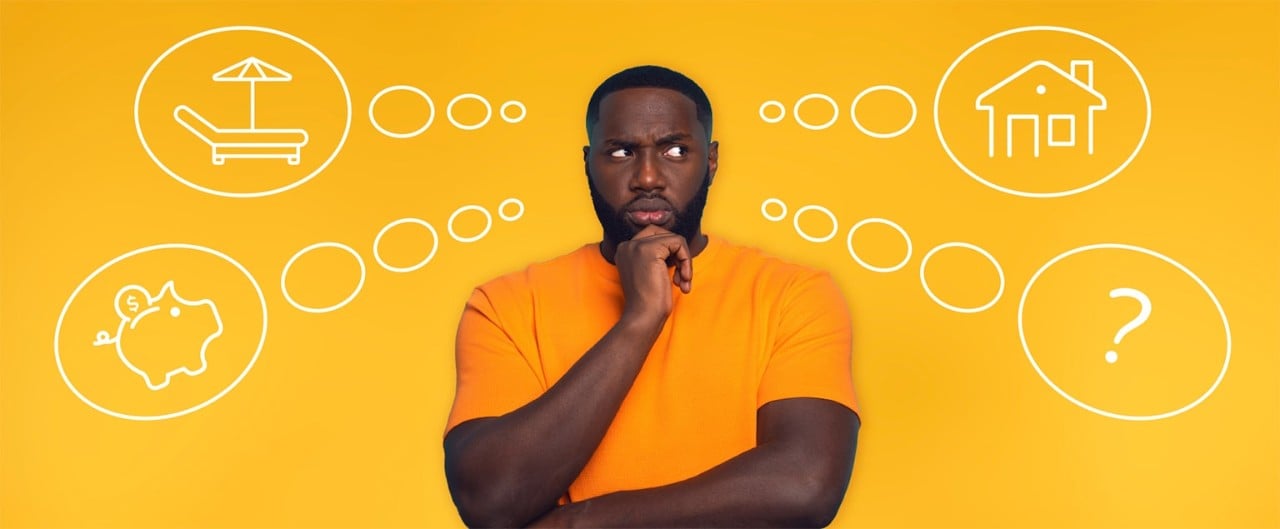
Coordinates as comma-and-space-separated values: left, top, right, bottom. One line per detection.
975, 60, 1106, 110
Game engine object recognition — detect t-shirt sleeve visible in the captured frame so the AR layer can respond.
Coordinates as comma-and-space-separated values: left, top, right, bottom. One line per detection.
757, 270, 859, 415
444, 286, 545, 436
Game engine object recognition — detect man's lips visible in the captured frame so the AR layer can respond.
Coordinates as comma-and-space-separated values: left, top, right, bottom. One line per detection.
625, 197, 674, 225
626, 209, 672, 225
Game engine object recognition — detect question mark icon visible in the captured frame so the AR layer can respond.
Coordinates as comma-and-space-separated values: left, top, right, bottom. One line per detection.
1105, 287, 1151, 364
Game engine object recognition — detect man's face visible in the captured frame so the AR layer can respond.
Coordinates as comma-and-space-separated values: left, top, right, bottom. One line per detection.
584, 87, 718, 245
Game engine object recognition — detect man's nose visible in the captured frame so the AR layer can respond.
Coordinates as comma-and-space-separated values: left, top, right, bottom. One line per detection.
630, 150, 666, 191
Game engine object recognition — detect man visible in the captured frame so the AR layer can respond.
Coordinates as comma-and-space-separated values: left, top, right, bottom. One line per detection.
444, 65, 860, 528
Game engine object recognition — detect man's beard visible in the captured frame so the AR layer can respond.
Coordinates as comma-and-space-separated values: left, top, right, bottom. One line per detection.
587, 167, 711, 245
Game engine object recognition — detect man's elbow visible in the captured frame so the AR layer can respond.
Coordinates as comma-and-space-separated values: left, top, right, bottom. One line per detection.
450, 493, 489, 528
783, 457, 852, 528
450, 486, 529, 529
785, 476, 845, 528
448, 467, 557, 528
445, 460, 531, 527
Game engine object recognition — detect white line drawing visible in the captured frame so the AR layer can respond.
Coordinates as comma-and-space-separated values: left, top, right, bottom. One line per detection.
280, 242, 367, 313
91, 281, 223, 391
793, 94, 838, 131
1018, 244, 1231, 421
174, 105, 308, 165
448, 94, 492, 130
135, 26, 352, 199
448, 205, 493, 243
792, 204, 838, 243
759, 100, 785, 124
760, 198, 787, 222
933, 26, 1150, 198
1047, 113, 1076, 147
919, 242, 1006, 313
373, 218, 439, 273
173, 56, 309, 165
498, 198, 525, 221
976, 59, 1106, 157
846, 218, 913, 273
500, 101, 527, 124
55, 243, 268, 421
369, 85, 435, 139
851, 85, 917, 139
212, 56, 292, 130
1105, 287, 1151, 364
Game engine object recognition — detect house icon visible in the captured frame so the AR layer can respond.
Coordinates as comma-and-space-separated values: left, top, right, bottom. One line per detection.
976, 60, 1106, 158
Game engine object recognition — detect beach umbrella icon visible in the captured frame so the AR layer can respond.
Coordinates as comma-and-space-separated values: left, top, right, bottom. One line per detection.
212, 57, 293, 130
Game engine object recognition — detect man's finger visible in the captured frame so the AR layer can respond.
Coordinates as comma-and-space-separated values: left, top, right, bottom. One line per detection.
628, 226, 692, 291
632, 224, 672, 241
662, 237, 692, 293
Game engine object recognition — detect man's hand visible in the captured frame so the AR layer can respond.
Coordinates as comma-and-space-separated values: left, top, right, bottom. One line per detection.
614, 225, 692, 323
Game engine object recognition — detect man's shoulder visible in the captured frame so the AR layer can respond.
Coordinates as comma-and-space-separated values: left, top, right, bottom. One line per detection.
713, 237, 850, 314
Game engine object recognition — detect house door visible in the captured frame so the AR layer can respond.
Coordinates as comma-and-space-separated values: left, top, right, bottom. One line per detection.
1005, 114, 1040, 158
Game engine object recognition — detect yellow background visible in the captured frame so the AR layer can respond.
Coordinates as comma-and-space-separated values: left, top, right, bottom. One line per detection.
2, 1, 1278, 527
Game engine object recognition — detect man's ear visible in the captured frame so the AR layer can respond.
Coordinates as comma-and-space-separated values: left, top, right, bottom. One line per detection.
582, 145, 590, 162
707, 140, 719, 185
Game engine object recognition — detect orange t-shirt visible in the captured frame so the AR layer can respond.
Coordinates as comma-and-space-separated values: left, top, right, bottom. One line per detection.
445, 234, 858, 502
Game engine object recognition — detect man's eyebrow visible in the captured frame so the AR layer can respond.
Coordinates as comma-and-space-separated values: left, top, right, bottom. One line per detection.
656, 133, 692, 144
602, 138, 639, 149
600, 133, 692, 149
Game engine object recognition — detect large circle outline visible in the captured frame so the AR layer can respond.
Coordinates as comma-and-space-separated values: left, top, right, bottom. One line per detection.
280, 242, 367, 313
1018, 243, 1231, 421
368, 85, 435, 138
53, 243, 268, 421
846, 217, 913, 273
447, 93, 493, 130
792, 205, 839, 243
851, 85, 918, 139
919, 242, 1006, 313
793, 93, 839, 131
933, 25, 1152, 198
134, 26, 352, 199
372, 218, 439, 273
448, 205, 493, 243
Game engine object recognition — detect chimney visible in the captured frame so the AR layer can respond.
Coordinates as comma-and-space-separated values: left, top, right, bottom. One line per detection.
1070, 60, 1094, 88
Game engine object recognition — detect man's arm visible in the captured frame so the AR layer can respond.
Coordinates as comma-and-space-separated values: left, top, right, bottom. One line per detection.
528, 397, 860, 528
444, 226, 693, 528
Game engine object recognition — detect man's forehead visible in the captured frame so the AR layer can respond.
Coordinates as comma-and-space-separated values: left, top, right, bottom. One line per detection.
594, 87, 703, 140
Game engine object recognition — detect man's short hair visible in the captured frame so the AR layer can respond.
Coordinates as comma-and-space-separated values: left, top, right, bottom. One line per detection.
585, 65, 713, 141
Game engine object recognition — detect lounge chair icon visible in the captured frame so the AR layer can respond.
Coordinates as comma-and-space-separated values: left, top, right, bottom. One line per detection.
174, 105, 308, 165
173, 56, 308, 165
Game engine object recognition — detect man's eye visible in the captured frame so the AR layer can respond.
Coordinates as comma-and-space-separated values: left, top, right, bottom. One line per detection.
609, 148, 630, 158
664, 145, 688, 157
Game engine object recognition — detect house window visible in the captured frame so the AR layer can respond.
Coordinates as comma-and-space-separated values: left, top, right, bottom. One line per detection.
1048, 114, 1075, 147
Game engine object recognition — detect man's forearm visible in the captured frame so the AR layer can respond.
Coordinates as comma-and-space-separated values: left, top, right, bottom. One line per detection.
445, 314, 665, 527
529, 399, 859, 529
535, 443, 844, 528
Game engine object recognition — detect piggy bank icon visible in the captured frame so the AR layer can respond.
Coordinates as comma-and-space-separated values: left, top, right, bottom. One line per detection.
93, 281, 224, 390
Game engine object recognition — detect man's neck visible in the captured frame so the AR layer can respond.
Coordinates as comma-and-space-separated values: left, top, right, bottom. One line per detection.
598, 231, 709, 265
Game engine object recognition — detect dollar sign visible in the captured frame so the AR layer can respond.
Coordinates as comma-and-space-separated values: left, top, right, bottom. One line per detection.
127, 295, 139, 313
